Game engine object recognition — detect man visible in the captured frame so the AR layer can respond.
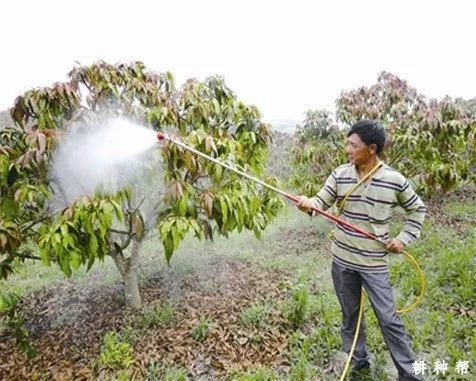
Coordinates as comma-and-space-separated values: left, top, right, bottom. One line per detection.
297, 120, 425, 381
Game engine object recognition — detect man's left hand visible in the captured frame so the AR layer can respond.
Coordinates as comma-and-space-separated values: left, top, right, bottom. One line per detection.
386, 239, 405, 253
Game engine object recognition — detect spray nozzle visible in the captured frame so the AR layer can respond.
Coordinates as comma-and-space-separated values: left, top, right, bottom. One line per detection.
157, 132, 166, 141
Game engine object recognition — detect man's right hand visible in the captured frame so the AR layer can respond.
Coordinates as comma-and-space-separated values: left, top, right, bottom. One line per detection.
295, 196, 315, 213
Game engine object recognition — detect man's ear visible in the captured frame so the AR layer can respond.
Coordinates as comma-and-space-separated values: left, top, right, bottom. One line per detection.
369, 144, 377, 155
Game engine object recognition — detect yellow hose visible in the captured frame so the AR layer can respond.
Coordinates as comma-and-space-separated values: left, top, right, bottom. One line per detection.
340, 291, 367, 381
397, 250, 426, 314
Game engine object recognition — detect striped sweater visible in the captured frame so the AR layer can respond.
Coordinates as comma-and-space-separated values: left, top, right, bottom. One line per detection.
312, 162, 426, 273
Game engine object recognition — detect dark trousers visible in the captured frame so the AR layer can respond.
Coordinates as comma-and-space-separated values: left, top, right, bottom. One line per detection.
331, 261, 423, 381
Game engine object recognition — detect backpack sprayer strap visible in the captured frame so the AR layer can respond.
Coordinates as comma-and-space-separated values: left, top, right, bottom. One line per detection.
328, 162, 383, 241
336, 162, 383, 217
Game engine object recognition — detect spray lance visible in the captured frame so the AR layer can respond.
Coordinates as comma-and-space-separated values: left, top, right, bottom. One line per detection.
156, 131, 425, 380
158, 132, 405, 243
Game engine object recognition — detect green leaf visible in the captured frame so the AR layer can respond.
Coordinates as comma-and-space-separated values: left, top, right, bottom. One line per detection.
71, 252, 81, 270
163, 236, 174, 264
219, 197, 228, 225
89, 234, 98, 256
169, 225, 178, 250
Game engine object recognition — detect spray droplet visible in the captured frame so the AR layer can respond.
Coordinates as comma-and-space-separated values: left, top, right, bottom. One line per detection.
51, 117, 158, 208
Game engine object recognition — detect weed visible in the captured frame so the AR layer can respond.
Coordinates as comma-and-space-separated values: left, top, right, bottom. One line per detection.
116, 370, 132, 381
0, 316, 6, 336
288, 354, 317, 381
390, 223, 476, 371
287, 331, 319, 380
138, 302, 176, 328
442, 200, 476, 219
30, 370, 49, 381
144, 360, 188, 381
120, 324, 141, 345
0, 291, 36, 358
229, 366, 276, 381
99, 331, 134, 370
191, 315, 213, 342
372, 351, 389, 380
283, 282, 310, 329
241, 301, 273, 328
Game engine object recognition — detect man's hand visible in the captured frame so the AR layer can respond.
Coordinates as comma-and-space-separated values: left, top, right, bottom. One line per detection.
386, 238, 405, 253
295, 196, 315, 213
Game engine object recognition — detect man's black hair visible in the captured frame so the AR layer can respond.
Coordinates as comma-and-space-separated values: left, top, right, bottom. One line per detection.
347, 120, 386, 155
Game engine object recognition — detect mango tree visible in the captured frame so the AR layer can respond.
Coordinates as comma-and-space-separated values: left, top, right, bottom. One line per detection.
0, 61, 284, 308
335, 71, 476, 195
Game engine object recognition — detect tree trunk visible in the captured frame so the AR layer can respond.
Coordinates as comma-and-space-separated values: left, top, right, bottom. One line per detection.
110, 238, 142, 309
124, 265, 141, 309
123, 238, 142, 308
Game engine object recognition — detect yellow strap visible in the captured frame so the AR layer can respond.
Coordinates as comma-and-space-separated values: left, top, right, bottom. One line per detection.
335, 162, 383, 217
328, 162, 382, 241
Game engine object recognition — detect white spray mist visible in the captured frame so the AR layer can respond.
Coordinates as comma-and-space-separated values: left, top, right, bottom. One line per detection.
50, 117, 159, 209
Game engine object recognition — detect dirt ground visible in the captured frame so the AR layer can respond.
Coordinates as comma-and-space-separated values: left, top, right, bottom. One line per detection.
0, 253, 300, 380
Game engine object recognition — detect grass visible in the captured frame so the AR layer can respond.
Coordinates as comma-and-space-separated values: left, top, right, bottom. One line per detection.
240, 301, 274, 329
442, 199, 476, 219
137, 302, 176, 328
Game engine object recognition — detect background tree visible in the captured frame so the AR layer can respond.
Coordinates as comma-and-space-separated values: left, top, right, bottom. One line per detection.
265, 129, 294, 183
336, 71, 475, 195
1, 61, 284, 308
290, 110, 347, 196
455, 97, 476, 119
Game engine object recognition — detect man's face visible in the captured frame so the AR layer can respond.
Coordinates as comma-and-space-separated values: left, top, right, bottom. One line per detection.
345, 133, 376, 166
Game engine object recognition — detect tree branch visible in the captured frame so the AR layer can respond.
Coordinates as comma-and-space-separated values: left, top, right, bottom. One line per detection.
127, 198, 145, 215
120, 233, 135, 251
20, 212, 59, 233
109, 250, 126, 278
17, 253, 41, 261
110, 228, 130, 235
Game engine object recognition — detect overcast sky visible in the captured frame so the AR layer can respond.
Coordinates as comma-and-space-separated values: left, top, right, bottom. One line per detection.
1, 0, 474, 122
